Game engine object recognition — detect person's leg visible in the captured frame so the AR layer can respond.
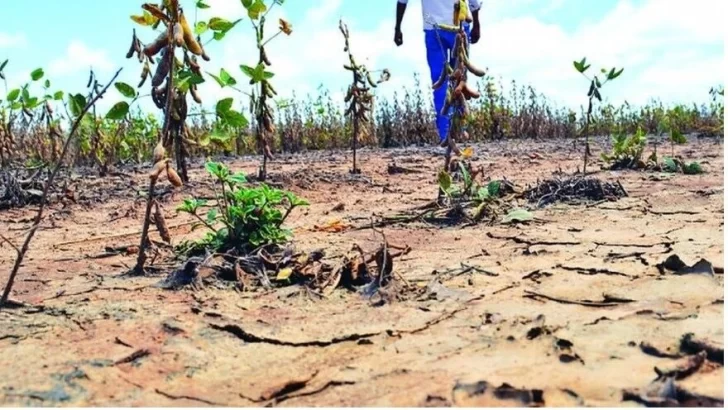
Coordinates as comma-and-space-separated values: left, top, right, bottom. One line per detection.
425, 30, 454, 144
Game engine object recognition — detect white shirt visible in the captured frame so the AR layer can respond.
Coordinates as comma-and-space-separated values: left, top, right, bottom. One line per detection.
398, 0, 482, 30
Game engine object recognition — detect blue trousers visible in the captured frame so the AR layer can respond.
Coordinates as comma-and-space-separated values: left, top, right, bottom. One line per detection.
425, 25, 471, 143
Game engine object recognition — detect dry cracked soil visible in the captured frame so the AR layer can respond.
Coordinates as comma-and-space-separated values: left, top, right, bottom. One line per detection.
0, 136, 724, 407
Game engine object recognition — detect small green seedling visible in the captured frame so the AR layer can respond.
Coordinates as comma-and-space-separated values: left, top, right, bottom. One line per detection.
176, 161, 308, 256
573, 57, 624, 173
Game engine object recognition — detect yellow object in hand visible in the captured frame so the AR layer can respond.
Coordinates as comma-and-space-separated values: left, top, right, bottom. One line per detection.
458, 0, 468, 24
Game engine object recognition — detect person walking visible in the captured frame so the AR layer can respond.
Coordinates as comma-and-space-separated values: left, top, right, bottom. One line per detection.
394, 0, 482, 146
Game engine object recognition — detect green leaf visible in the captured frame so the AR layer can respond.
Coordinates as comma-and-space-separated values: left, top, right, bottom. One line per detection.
196, 0, 210, 8
229, 172, 248, 186
222, 109, 248, 128
44, 79, 51, 89
247, 0, 267, 19
207, 68, 236, 88
683, 162, 703, 175
205, 161, 230, 180
30, 68, 44, 81
487, 180, 501, 197
216, 97, 234, 115
501, 208, 534, 224
6, 89, 20, 102
663, 157, 678, 173
220, 68, 237, 86
115, 82, 137, 99
69, 93, 87, 117
0, 59, 8, 72
670, 128, 687, 144
106, 101, 130, 120
437, 170, 452, 193
195, 21, 209, 35
241, 0, 253, 8
206, 208, 218, 224
25, 96, 39, 109
608, 67, 624, 80
53, 91, 64, 101
240, 65, 256, 78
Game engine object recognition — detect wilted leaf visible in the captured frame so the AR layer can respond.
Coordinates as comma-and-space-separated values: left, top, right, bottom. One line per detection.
438, 169, 452, 192
279, 18, 293, 35
461, 146, 474, 158
502, 208, 533, 224
276, 268, 293, 281
313, 219, 350, 233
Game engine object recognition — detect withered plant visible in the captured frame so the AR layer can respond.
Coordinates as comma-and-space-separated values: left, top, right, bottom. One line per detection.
125, 0, 218, 274
1, 68, 122, 309
339, 19, 390, 174
243, 6, 293, 181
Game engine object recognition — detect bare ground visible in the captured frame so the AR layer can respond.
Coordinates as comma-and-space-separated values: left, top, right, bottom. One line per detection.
0, 136, 724, 407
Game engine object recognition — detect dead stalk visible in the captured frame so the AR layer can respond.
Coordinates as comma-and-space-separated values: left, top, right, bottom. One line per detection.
0, 68, 123, 309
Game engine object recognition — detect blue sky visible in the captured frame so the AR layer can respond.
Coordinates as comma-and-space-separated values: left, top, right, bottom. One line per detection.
1, 0, 725, 116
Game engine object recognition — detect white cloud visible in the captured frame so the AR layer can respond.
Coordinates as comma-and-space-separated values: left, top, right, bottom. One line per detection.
0, 32, 26, 48
48, 41, 113, 77
186, 0, 724, 113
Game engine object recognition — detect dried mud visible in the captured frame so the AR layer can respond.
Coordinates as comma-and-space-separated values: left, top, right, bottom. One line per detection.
0, 136, 724, 407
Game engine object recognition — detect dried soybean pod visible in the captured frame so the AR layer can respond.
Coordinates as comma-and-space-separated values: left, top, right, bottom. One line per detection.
144, 30, 169, 57
126, 31, 138, 59
432, 60, 449, 90
463, 55, 486, 77
458, 93, 469, 116
190, 84, 202, 104
150, 159, 168, 180
185, 53, 201, 75
173, 23, 184, 46
166, 164, 183, 188
153, 140, 165, 163
153, 200, 172, 243
139, 63, 151, 88
463, 83, 480, 99
440, 95, 452, 117
179, 11, 203, 56
261, 48, 271, 66
151, 47, 171, 87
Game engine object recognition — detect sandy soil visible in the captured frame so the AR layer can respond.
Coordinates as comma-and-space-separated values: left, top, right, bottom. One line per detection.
0, 136, 724, 407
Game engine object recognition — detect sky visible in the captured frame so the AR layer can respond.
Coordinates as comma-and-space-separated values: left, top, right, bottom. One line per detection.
0, 0, 725, 117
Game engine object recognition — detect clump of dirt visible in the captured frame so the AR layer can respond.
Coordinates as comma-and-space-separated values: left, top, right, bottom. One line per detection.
525, 176, 628, 207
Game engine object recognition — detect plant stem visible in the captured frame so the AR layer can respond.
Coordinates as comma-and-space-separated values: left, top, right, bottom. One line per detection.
0, 68, 123, 309
133, 177, 157, 275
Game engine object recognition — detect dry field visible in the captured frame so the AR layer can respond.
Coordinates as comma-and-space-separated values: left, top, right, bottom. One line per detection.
0, 135, 724, 407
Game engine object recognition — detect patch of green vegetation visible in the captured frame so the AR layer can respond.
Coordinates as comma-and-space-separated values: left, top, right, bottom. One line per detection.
176, 161, 308, 257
